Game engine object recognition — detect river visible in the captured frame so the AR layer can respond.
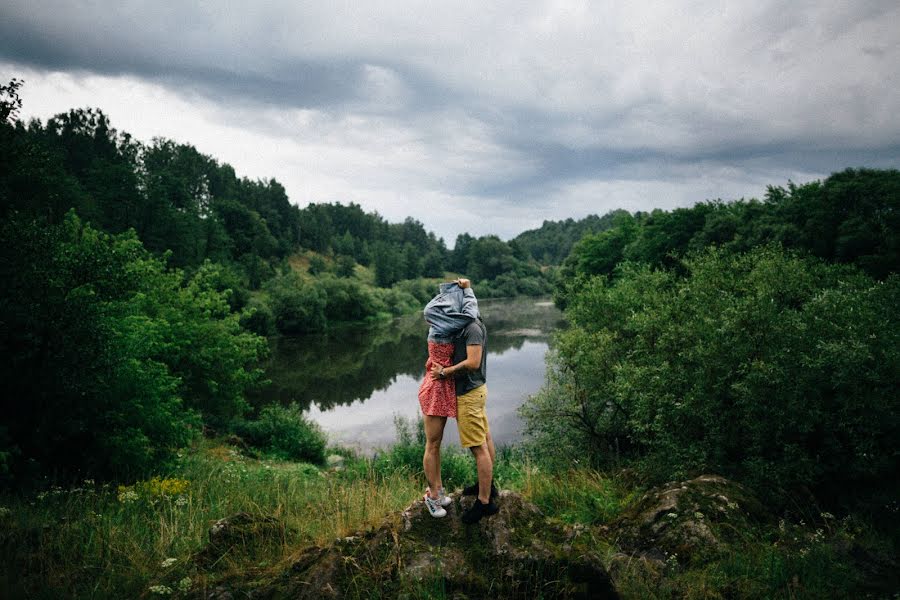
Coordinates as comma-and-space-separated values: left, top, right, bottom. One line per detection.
255, 297, 564, 451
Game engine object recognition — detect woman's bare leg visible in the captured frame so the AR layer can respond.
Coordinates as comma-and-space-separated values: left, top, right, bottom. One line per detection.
423, 415, 447, 498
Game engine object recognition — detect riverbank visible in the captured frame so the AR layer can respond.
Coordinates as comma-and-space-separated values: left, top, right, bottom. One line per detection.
1, 431, 894, 599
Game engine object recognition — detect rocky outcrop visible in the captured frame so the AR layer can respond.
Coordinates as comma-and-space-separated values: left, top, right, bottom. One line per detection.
199, 491, 617, 599
605, 474, 768, 567
189, 475, 778, 598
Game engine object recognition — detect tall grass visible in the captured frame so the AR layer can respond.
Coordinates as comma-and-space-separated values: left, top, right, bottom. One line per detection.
0, 437, 422, 598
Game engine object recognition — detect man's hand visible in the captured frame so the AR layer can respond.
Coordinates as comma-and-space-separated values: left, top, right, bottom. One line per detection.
430, 363, 446, 380
456, 278, 471, 289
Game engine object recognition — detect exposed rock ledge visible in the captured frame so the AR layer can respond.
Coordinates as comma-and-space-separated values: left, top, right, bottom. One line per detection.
198, 491, 618, 599
192, 475, 770, 599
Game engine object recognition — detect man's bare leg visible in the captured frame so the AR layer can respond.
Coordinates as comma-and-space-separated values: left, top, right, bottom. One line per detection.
485, 429, 496, 466
470, 443, 494, 504
423, 415, 446, 498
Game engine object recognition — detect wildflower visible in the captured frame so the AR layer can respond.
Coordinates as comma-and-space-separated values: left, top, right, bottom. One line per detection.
0, 507, 10, 518
117, 488, 139, 504
820, 511, 835, 520
666, 512, 678, 519
149, 584, 173, 595
693, 511, 704, 520
178, 577, 192, 592
175, 496, 188, 507
160, 557, 177, 568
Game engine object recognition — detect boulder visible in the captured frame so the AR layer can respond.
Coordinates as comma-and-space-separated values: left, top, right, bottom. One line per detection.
325, 454, 345, 471
606, 474, 768, 565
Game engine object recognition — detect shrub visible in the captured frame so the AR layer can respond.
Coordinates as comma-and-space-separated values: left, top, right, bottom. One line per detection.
266, 273, 326, 333
0, 212, 272, 482
231, 402, 327, 464
240, 296, 276, 336
522, 245, 899, 506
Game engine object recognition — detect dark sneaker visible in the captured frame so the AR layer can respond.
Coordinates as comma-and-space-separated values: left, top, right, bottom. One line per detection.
462, 481, 498, 499
462, 498, 499, 524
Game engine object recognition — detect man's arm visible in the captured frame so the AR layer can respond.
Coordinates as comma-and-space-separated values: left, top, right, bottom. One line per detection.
457, 278, 479, 320
430, 344, 482, 380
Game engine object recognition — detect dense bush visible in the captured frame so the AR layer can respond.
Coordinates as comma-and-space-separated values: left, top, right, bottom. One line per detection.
232, 402, 327, 464
240, 296, 277, 336
265, 273, 327, 334
0, 212, 266, 483
522, 246, 899, 506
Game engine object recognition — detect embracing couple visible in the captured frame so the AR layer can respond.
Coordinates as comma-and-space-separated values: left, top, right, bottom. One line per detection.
417, 278, 498, 524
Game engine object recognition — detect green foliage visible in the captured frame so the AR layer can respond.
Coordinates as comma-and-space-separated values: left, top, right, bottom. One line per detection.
560, 169, 900, 288
265, 272, 327, 334
335, 254, 357, 278
512, 209, 630, 265
523, 246, 899, 505
240, 296, 277, 336
369, 417, 476, 490
232, 403, 327, 464
0, 77, 24, 123
307, 254, 328, 275
0, 212, 266, 483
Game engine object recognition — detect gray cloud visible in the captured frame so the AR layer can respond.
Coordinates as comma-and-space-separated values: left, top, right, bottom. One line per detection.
2, 0, 899, 242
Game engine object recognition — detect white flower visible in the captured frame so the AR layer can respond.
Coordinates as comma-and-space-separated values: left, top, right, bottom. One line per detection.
178, 577, 192, 592
160, 557, 177, 568
149, 584, 173, 595
118, 489, 139, 504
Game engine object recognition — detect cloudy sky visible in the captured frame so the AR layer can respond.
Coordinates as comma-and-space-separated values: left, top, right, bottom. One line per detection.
2, 1, 898, 243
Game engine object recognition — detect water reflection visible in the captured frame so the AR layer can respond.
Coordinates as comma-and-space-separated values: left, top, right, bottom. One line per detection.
255, 297, 564, 450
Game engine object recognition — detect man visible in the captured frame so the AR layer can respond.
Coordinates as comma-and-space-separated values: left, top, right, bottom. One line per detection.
431, 281, 498, 524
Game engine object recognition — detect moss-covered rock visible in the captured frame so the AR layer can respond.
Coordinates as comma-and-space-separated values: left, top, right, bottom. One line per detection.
606, 474, 769, 566
194, 491, 617, 599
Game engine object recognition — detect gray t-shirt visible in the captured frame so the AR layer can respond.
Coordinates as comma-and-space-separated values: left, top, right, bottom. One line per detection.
453, 318, 487, 396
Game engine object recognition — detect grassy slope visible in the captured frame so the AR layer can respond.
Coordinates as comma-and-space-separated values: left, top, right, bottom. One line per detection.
0, 436, 893, 599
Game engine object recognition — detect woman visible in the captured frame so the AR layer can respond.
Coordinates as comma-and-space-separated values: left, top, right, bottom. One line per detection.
418, 278, 478, 518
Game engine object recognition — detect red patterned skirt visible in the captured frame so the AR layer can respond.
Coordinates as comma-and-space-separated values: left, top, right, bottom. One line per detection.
418, 341, 457, 417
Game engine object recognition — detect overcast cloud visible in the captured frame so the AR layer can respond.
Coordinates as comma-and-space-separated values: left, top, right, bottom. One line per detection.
2, 1, 898, 242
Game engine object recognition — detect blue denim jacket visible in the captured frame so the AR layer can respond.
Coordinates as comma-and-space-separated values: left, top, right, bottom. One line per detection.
424, 282, 479, 343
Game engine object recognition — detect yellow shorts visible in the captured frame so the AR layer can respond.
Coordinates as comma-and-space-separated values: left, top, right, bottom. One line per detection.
457, 385, 489, 448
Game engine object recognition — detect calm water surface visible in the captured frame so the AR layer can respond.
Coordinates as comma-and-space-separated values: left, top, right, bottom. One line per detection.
256, 297, 564, 451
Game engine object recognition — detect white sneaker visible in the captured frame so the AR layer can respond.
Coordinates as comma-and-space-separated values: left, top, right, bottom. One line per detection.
423, 493, 447, 518
438, 487, 452, 507
425, 487, 453, 508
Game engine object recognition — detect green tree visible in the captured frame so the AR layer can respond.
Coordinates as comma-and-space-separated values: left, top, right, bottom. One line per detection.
0, 212, 266, 483
524, 246, 899, 506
